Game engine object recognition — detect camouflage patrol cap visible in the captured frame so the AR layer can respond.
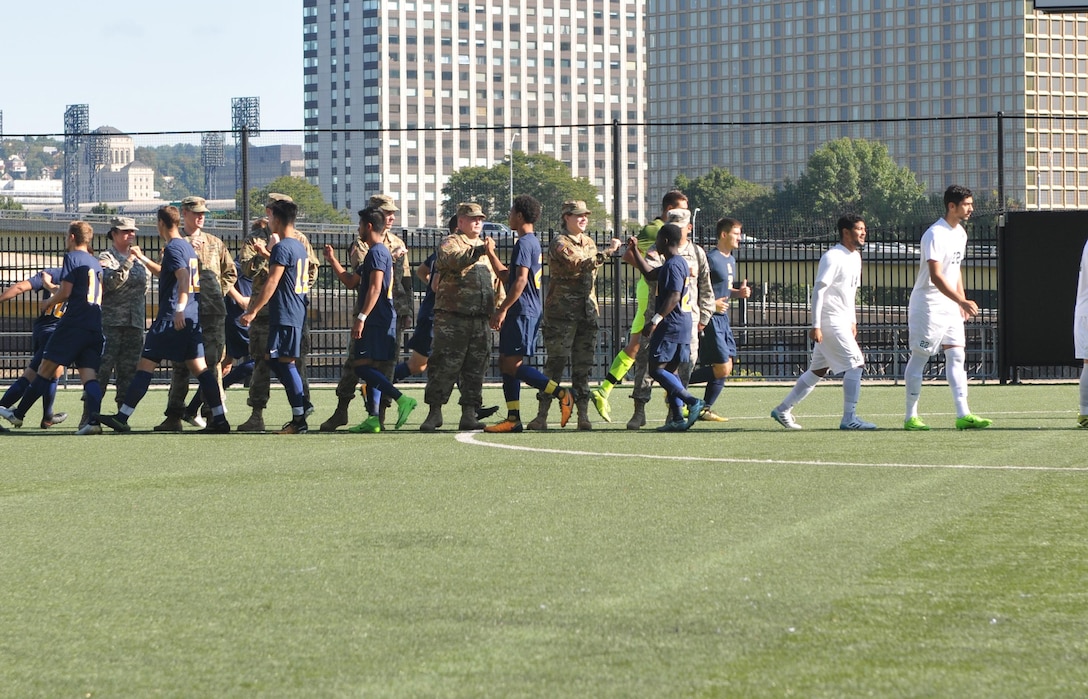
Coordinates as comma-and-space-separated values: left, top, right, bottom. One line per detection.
108, 216, 139, 232
265, 192, 294, 209
180, 196, 209, 213
369, 194, 399, 212
456, 202, 485, 218
665, 208, 691, 228
560, 200, 591, 216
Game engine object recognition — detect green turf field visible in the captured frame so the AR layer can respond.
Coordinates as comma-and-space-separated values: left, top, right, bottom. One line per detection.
2, 382, 1087, 697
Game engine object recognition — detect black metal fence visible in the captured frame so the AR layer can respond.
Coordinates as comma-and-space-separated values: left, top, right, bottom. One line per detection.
1, 213, 1006, 386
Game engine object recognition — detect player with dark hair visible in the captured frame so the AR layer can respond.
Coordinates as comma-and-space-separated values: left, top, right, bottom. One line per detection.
772, 214, 876, 430
0, 267, 68, 429
483, 194, 573, 433
903, 185, 992, 431
340, 206, 418, 433
623, 223, 705, 431
2, 222, 103, 433
97, 207, 229, 433
238, 198, 311, 434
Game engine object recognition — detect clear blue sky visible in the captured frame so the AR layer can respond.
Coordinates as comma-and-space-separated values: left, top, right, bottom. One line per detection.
3, 0, 302, 136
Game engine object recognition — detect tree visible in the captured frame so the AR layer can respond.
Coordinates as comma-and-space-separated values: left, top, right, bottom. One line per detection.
90, 202, 117, 215
441, 150, 606, 228
782, 137, 927, 229
247, 176, 351, 224
0, 196, 23, 211
673, 167, 771, 226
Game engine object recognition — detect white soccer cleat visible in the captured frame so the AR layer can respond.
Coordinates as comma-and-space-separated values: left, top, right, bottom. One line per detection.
0, 405, 24, 428
840, 417, 877, 431
770, 408, 802, 430
76, 423, 102, 436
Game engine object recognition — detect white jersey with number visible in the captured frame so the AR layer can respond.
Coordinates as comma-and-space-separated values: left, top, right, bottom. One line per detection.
909, 217, 967, 320
810, 243, 860, 330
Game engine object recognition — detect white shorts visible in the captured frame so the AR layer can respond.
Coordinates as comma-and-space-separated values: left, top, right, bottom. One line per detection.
810, 324, 864, 375
1075, 315, 1088, 359
908, 311, 965, 356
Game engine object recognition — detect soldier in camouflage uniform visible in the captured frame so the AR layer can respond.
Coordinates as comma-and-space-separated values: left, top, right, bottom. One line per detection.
319, 194, 414, 431
236, 194, 322, 432
98, 216, 150, 411
152, 196, 236, 431
419, 202, 501, 431
528, 200, 621, 431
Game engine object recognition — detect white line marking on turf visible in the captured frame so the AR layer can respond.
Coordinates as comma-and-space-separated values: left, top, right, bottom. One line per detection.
454, 432, 1088, 472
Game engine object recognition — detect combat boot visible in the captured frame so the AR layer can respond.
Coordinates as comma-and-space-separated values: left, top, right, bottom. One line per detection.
237, 408, 265, 432
576, 400, 593, 431
526, 396, 552, 431
626, 400, 647, 430
154, 415, 184, 432
319, 395, 353, 432
419, 404, 444, 432
459, 404, 484, 430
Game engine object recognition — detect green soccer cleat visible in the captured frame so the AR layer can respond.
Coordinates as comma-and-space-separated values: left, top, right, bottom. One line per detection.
590, 388, 612, 423
394, 395, 418, 429
955, 414, 992, 430
348, 415, 382, 434
903, 416, 930, 431
1078, 414, 1088, 429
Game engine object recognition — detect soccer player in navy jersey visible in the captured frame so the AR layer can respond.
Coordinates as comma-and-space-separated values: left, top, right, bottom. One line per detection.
97, 206, 229, 433
335, 206, 418, 433
483, 194, 573, 433
0, 222, 104, 434
239, 198, 311, 434
0, 266, 69, 429
624, 223, 705, 432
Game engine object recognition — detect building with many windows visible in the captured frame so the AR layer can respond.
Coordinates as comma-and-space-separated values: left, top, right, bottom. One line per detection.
646, 1, 1088, 210
304, 0, 649, 227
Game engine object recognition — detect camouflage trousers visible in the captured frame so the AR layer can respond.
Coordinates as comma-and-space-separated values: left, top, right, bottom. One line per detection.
630, 310, 700, 404
540, 313, 599, 405
99, 325, 144, 408
424, 313, 490, 408
246, 316, 312, 410
165, 316, 225, 418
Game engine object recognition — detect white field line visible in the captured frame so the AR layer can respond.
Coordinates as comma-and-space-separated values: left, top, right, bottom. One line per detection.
454, 431, 1088, 472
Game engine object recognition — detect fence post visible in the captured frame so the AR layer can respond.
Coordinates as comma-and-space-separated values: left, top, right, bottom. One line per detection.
611, 118, 622, 359
240, 126, 251, 227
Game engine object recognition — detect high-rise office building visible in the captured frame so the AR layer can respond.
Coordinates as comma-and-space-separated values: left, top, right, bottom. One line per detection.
646, 1, 1087, 210
305, 0, 649, 227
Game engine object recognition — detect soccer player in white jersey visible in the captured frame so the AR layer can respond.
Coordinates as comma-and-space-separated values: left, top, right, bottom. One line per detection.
1074, 238, 1088, 428
903, 185, 991, 431
771, 214, 875, 430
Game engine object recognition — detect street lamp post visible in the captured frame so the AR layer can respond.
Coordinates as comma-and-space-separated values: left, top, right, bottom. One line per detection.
508, 132, 519, 206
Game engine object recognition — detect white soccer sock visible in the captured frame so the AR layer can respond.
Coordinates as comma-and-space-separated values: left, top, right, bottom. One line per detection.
842, 366, 862, 421
904, 352, 927, 419
777, 369, 821, 412
1080, 364, 1088, 415
944, 346, 970, 418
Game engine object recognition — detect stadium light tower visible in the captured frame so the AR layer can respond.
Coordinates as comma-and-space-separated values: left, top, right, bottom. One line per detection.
63, 104, 89, 213
201, 132, 226, 200
231, 97, 261, 224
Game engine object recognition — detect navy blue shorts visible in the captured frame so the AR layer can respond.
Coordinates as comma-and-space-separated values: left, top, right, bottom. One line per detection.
267, 324, 303, 359
698, 314, 737, 365
42, 325, 104, 371
30, 324, 56, 371
498, 312, 540, 357
648, 335, 690, 367
352, 324, 398, 362
142, 318, 206, 363
407, 316, 434, 356
225, 318, 250, 359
